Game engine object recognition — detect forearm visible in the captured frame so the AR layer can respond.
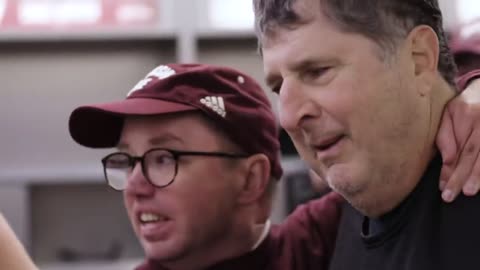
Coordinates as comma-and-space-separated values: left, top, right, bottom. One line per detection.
456, 69, 480, 90
0, 214, 37, 270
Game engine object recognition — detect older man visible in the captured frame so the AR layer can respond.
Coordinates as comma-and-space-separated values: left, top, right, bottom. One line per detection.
255, 0, 480, 269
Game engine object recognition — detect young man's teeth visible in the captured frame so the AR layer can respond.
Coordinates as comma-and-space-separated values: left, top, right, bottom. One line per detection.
140, 213, 161, 222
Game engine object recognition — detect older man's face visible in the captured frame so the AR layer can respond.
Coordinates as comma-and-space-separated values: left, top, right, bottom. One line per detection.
261, 2, 431, 215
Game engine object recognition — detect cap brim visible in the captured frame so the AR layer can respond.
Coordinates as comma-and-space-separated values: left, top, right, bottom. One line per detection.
69, 98, 197, 148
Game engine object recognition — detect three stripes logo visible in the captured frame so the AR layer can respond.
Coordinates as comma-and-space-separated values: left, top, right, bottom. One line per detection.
200, 96, 226, 118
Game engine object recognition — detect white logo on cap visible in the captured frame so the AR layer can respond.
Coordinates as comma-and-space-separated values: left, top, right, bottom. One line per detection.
127, 65, 176, 97
237, 76, 245, 84
200, 96, 226, 118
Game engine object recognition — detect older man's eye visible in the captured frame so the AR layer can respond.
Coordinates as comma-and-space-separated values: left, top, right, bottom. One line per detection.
270, 84, 281, 94
303, 67, 329, 80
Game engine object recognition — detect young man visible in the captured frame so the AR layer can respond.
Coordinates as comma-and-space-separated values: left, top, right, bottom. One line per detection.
255, 0, 480, 268
68, 64, 343, 270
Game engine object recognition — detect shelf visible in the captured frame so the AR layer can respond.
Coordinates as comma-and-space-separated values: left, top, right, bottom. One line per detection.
0, 28, 176, 43
196, 28, 256, 40
0, 165, 104, 185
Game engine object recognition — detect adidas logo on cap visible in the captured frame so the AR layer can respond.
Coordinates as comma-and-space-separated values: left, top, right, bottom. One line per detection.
200, 96, 226, 118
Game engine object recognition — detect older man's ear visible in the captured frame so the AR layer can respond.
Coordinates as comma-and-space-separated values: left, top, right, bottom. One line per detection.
408, 25, 440, 97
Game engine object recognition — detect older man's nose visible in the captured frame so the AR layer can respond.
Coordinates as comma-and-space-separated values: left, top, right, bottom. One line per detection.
278, 82, 319, 132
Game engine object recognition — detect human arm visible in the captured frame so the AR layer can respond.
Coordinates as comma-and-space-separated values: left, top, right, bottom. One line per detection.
436, 71, 480, 202
0, 214, 37, 270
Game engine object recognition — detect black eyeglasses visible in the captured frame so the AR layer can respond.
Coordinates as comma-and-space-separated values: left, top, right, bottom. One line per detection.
101, 148, 249, 191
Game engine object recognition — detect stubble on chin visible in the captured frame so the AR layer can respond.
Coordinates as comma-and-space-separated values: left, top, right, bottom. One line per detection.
329, 161, 403, 217
327, 166, 364, 195
326, 167, 379, 215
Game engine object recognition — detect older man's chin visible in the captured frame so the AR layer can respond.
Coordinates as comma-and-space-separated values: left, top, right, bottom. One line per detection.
325, 168, 373, 210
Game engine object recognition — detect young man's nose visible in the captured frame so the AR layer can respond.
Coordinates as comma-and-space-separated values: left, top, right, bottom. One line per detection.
124, 163, 155, 197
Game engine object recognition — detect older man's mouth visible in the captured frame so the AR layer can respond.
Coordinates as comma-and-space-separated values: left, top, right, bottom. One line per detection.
313, 134, 346, 160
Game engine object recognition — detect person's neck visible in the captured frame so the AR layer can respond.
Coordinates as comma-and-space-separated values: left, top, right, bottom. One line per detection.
251, 219, 271, 250
161, 215, 263, 270
363, 78, 456, 218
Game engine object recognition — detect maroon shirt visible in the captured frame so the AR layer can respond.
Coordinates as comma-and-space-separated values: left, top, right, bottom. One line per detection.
136, 192, 344, 270
456, 69, 480, 90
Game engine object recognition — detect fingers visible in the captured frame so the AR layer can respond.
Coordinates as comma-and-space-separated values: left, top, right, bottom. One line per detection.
463, 150, 480, 196
440, 78, 480, 202
442, 128, 479, 202
459, 126, 480, 196
439, 164, 454, 191
436, 108, 458, 190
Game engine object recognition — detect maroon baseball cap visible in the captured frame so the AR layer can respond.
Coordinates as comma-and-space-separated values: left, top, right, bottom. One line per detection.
69, 63, 283, 179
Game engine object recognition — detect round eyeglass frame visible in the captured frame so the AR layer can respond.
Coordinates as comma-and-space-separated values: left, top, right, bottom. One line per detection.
101, 148, 250, 191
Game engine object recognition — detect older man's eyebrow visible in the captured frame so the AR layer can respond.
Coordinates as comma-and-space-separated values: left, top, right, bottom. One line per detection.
265, 57, 336, 89
289, 57, 336, 73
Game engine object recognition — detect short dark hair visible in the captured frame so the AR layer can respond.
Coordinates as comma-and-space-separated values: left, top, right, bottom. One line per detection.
253, 0, 457, 87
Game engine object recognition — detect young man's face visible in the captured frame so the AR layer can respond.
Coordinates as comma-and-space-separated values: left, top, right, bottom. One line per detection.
119, 113, 245, 266
262, 2, 431, 215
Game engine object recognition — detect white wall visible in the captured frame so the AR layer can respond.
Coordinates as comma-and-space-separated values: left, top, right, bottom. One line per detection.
0, 42, 175, 179
0, 41, 176, 261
